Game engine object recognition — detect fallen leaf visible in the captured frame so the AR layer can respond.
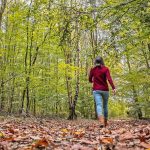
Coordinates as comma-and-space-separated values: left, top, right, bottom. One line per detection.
71, 144, 84, 150
32, 137, 49, 148
0, 132, 4, 138
139, 135, 146, 142
140, 142, 150, 149
120, 132, 136, 141
30, 136, 40, 140
79, 139, 98, 145
8, 128, 15, 134
100, 137, 113, 144
4, 137, 15, 142
73, 131, 84, 138
0, 141, 9, 150
143, 128, 150, 136
117, 128, 126, 134
61, 128, 68, 133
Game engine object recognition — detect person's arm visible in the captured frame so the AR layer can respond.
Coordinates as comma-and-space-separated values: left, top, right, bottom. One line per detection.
89, 68, 94, 83
106, 68, 116, 94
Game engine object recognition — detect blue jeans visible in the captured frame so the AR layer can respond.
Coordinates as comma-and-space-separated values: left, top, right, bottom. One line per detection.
93, 90, 109, 119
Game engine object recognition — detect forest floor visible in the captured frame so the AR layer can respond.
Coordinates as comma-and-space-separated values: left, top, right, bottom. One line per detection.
0, 116, 150, 150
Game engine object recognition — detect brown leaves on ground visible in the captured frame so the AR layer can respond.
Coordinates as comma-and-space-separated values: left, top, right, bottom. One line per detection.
0, 117, 150, 150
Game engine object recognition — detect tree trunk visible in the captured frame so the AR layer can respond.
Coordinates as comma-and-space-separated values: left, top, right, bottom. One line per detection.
141, 43, 150, 69
0, 0, 7, 28
33, 96, 36, 116
8, 77, 15, 114
68, 48, 80, 120
65, 51, 74, 120
26, 77, 30, 114
20, 88, 26, 114
126, 54, 143, 119
0, 79, 4, 110
68, 106, 77, 120
0, 13, 2, 28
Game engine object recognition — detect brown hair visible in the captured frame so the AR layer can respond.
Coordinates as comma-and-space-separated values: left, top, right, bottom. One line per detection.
94, 56, 105, 66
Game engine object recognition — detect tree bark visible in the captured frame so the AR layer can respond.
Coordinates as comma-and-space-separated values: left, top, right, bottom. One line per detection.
126, 54, 143, 119
8, 76, 15, 114
0, 78, 4, 110
0, 0, 7, 28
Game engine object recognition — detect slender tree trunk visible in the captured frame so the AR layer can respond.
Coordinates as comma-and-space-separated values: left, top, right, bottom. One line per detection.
67, 13, 80, 119
0, 0, 7, 28
73, 48, 80, 119
20, 88, 26, 114
68, 48, 80, 120
65, 53, 73, 119
141, 42, 150, 69
26, 76, 30, 114
23, 0, 33, 115
33, 96, 36, 116
0, 0, 7, 112
8, 76, 15, 114
0, 13, 2, 27
0, 79, 4, 110
126, 54, 142, 119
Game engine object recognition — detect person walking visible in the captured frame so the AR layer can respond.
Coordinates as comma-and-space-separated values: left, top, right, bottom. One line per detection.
89, 56, 116, 128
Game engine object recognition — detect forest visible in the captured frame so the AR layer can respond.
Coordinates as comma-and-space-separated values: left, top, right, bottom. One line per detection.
0, 0, 150, 149
0, 0, 149, 119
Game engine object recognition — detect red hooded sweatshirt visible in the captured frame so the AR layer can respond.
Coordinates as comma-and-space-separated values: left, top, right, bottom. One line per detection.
89, 65, 115, 91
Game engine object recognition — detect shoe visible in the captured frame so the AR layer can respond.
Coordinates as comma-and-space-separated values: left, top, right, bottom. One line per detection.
98, 115, 104, 128
99, 124, 104, 128
104, 118, 108, 127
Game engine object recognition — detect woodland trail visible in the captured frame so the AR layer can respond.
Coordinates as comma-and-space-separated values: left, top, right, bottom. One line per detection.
0, 117, 150, 150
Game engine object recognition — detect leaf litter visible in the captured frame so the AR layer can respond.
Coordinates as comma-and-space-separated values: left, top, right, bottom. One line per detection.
0, 117, 149, 150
